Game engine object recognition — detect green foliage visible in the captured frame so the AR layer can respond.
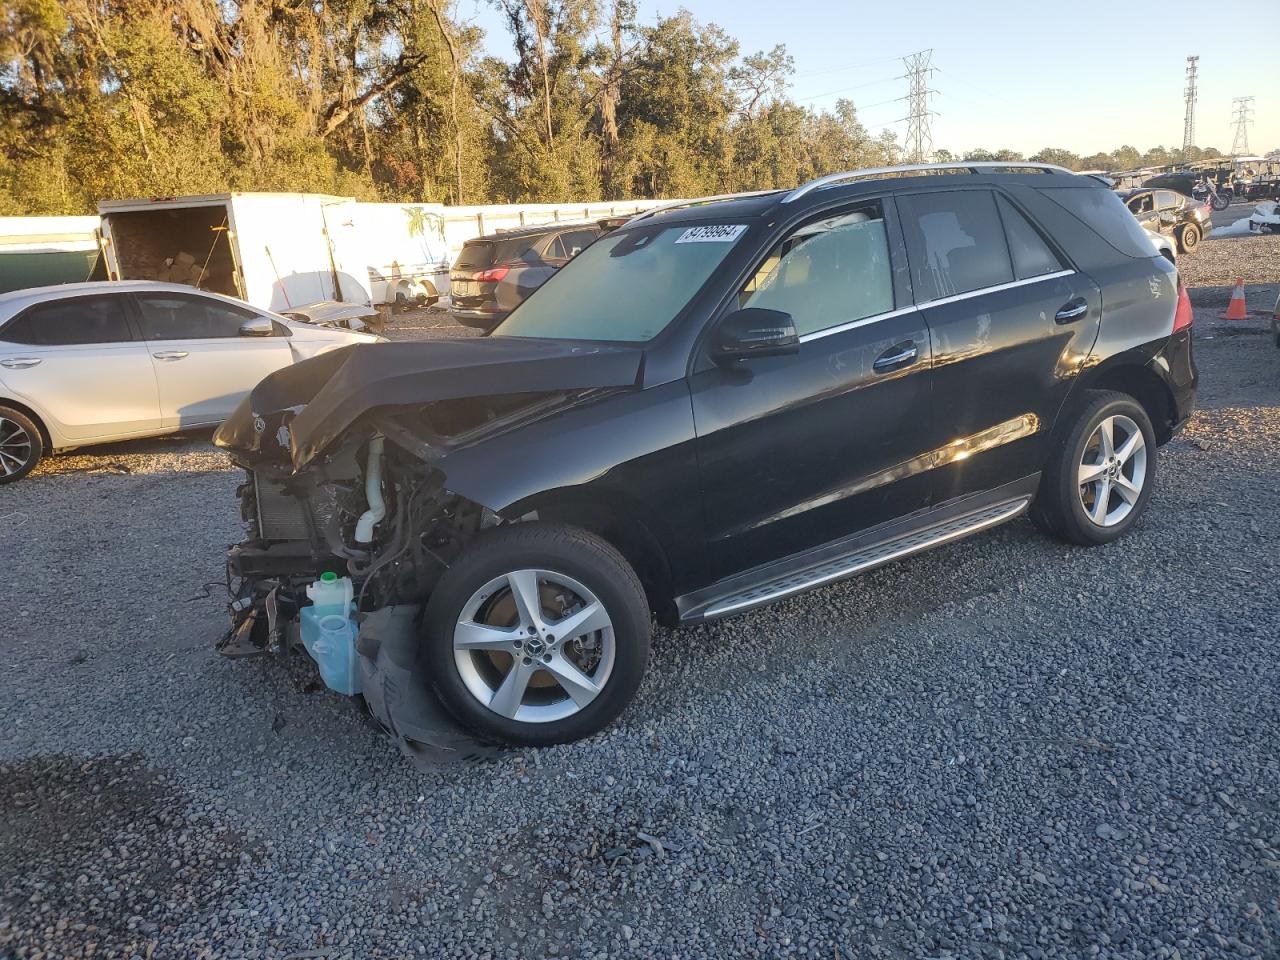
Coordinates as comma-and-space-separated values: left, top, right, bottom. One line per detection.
3, 0, 1226, 216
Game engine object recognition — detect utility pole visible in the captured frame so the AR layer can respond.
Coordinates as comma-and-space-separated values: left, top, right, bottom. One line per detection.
1181, 56, 1198, 158
903, 50, 936, 164
1229, 96, 1254, 157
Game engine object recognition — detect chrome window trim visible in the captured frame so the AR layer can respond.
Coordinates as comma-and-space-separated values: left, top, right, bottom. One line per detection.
914, 269, 1075, 310
795, 269, 1076, 344
798, 306, 917, 343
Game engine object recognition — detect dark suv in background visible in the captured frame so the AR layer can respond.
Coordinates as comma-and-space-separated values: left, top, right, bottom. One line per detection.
217, 163, 1197, 748
449, 222, 604, 329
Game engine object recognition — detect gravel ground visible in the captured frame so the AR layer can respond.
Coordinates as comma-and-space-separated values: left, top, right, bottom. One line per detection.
3, 272, 1279, 957
383, 306, 481, 341
1181, 202, 1280, 291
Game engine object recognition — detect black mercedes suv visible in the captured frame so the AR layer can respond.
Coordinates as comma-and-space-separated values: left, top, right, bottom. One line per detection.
215, 163, 1197, 747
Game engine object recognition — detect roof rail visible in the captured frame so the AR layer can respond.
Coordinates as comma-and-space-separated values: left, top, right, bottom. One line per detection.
781, 161, 1076, 203
626, 189, 783, 223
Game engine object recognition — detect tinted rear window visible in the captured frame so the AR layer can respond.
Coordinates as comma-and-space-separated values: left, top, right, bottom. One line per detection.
1, 296, 133, 345
897, 190, 1014, 301
455, 236, 543, 270
1043, 186, 1159, 259
996, 196, 1065, 280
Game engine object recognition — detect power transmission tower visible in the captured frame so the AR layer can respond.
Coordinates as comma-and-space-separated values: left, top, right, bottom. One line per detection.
1229, 96, 1254, 156
903, 50, 936, 163
1181, 56, 1198, 157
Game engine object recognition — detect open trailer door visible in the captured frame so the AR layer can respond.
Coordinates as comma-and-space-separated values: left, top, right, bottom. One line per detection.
99, 196, 244, 299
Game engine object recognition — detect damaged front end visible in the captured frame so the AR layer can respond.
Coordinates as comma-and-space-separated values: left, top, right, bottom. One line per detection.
218, 421, 485, 660
210, 337, 644, 752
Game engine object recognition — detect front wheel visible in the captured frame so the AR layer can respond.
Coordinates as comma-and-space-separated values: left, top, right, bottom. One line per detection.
1211, 193, 1230, 211
1030, 391, 1157, 546
422, 523, 651, 746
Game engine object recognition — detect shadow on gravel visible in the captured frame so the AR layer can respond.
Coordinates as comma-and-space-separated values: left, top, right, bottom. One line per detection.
0, 754, 250, 957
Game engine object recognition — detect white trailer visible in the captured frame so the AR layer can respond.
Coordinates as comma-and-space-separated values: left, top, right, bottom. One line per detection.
351, 202, 450, 309
97, 193, 682, 312
98, 193, 374, 313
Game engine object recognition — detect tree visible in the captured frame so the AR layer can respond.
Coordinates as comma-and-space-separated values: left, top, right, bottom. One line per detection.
1029, 147, 1082, 170
730, 44, 793, 120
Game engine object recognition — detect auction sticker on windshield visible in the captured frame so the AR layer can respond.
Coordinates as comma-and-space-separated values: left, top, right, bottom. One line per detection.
675, 224, 747, 244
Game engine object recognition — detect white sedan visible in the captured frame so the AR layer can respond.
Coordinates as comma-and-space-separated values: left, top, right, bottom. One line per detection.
0, 281, 380, 482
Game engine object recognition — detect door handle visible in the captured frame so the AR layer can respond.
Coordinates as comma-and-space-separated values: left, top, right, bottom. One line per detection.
152, 350, 190, 360
873, 341, 918, 373
0, 357, 42, 369
1055, 299, 1089, 324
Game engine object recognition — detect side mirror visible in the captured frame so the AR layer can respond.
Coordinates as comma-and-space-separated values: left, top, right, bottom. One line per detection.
239, 315, 275, 337
713, 308, 799, 362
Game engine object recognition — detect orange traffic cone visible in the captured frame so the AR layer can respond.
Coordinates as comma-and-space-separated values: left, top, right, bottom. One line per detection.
1219, 278, 1249, 320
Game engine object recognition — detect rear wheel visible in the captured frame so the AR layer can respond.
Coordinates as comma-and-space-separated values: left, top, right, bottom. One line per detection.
1031, 391, 1157, 546
0, 406, 43, 484
1177, 223, 1201, 253
422, 523, 651, 746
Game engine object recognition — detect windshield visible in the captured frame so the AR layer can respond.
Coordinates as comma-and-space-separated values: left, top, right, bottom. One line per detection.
491, 222, 748, 342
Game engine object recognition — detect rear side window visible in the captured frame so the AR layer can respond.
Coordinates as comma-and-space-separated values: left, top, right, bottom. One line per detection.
135, 295, 259, 339
1157, 191, 1182, 210
1041, 185, 1158, 259
995, 196, 1065, 280
1, 296, 132, 345
897, 190, 1013, 301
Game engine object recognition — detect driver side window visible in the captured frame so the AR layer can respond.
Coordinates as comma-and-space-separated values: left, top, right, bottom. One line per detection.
135, 295, 263, 340
738, 203, 894, 337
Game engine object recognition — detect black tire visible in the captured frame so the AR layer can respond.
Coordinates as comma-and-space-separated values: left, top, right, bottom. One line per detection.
422, 523, 651, 746
0, 405, 44, 484
1177, 223, 1201, 254
1212, 194, 1230, 211
1030, 390, 1157, 547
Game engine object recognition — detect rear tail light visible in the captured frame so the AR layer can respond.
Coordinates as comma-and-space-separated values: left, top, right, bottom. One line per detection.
1173, 281, 1193, 333
475, 266, 510, 283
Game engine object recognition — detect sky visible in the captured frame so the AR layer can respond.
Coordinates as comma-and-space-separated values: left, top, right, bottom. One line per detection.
454, 0, 1278, 158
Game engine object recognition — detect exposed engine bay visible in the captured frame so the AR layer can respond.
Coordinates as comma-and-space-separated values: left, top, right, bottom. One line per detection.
221, 392, 581, 653
211, 336, 644, 759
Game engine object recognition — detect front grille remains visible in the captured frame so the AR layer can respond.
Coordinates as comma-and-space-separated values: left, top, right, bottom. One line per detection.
253, 471, 314, 541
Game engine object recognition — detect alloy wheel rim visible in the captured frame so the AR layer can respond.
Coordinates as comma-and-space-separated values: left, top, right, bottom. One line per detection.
453, 568, 616, 723
0, 417, 33, 476
1078, 414, 1147, 528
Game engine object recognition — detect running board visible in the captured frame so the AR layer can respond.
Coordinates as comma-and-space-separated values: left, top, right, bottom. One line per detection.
692, 497, 1031, 621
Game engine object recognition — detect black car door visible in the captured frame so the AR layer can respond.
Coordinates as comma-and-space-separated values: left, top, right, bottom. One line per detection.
895, 188, 1101, 503
689, 198, 935, 582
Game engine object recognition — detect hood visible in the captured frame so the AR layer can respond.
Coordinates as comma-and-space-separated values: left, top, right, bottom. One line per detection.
214, 336, 644, 469
282, 300, 380, 327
